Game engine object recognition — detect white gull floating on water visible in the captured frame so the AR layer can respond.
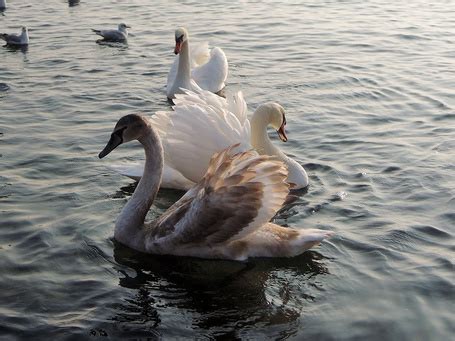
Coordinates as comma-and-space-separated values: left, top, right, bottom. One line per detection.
0, 27, 29, 46
91, 23, 131, 42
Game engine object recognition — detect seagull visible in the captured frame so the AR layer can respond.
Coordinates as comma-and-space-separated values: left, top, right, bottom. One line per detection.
1, 27, 29, 46
91, 23, 131, 42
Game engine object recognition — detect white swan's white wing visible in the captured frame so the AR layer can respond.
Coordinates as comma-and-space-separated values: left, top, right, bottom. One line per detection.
153, 147, 289, 245
192, 47, 228, 93
152, 92, 251, 183
108, 162, 194, 190
191, 41, 210, 67
173, 89, 248, 124
104, 90, 248, 189
107, 162, 143, 181
166, 42, 211, 93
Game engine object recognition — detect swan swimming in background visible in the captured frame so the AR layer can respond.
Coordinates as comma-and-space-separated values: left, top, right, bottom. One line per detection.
99, 114, 332, 260
91, 23, 131, 42
166, 27, 228, 99
1, 27, 29, 46
110, 89, 309, 190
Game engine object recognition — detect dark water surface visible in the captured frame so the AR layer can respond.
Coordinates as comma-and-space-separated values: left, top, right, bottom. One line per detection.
1, 0, 454, 340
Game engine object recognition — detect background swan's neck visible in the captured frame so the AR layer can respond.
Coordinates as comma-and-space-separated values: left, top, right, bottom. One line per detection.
115, 126, 163, 251
250, 109, 285, 158
176, 40, 191, 85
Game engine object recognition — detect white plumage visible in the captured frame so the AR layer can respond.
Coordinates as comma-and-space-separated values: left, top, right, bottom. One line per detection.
109, 89, 309, 190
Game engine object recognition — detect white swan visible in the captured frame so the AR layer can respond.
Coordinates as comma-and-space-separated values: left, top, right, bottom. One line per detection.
166, 27, 228, 99
0, 26, 29, 46
91, 23, 131, 42
99, 114, 332, 260
110, 89, 309, 190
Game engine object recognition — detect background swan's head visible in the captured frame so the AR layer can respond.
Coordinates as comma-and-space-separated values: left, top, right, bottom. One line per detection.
174, 27, 188, 54
255, 103, 288, 142
118, 23, 131, 31
99, 114, 148, 158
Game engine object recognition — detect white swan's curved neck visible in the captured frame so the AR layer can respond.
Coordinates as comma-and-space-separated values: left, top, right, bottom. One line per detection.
176, 40, 191, 85
114, 126, 163, 251
250, 109, 285, 158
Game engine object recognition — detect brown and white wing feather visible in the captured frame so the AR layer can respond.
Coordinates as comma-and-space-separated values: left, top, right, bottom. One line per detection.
153, 146, 289, 246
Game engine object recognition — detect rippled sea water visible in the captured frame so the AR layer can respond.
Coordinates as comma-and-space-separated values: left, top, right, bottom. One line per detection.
1, 0, 454, 339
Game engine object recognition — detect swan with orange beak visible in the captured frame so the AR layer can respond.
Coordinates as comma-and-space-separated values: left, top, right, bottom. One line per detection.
166, 27, 228, 99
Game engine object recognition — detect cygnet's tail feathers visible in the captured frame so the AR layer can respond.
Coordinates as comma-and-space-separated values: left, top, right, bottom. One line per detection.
289, 228, 334, 255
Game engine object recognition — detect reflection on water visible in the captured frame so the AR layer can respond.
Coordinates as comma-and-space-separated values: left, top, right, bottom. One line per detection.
68, 0, 80, 7
111, 241, 330, 338
4, 44, 28, 55
95, 40, 129, 49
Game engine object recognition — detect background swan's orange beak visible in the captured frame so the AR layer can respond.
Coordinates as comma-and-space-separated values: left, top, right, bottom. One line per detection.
174, 41, 182, 54
277, 124, 288, 142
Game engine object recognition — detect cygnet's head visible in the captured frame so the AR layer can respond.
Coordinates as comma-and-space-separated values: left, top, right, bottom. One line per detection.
118, 23, 131, 31
99, 114, 149, 159
174, 27, 188, 54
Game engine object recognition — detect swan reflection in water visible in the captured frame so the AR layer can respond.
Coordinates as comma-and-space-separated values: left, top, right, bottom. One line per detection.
109, 240, 331, 338
68, 0, 80, 7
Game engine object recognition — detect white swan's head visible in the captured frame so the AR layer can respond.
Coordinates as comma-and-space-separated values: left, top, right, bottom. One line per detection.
118, 23, 131, 32
254, 103, 288, 142
174, 27, 188, 54
99, 114, 148, 158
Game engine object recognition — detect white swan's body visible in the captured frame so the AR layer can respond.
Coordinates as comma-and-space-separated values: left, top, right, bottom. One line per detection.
99, 114, 332, 260
1, 27, 29, 46
166, 27, 228, 99
110, 89, 309, 190
91, 23, 130, 42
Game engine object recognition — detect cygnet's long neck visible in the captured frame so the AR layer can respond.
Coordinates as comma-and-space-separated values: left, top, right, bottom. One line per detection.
250, 107, 286, 159
115, 125, 163, 251
176, 39, 191, 86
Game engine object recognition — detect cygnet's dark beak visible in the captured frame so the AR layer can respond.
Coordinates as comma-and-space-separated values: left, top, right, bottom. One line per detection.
99, 132, 123, 158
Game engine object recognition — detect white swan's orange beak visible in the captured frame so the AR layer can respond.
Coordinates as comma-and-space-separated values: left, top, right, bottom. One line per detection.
174, 41, 182, 54
277, 122, 288, 142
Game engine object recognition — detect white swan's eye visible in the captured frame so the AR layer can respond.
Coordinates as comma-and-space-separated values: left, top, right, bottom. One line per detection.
176, 35, 184, 43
